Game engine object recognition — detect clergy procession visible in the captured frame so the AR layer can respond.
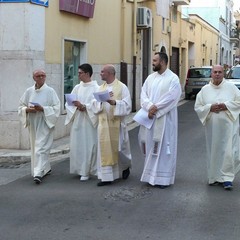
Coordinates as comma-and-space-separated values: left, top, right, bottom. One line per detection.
18, 53, 240, 191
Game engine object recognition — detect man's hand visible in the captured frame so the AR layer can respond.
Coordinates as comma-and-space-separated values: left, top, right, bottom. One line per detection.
73, 101, 86, 111
210, 103, 227, 113
148, 105, 157, 119
34, 105, 44, 112
218, 103, 227, 111
148, 112, 155, 119
106, 91, 116, 105
107, 99, 116, 105
109, 91, 114, 98
26, 106, 37, 113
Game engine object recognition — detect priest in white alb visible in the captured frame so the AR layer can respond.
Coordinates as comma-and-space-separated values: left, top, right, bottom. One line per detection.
65, 63, 99, 181
18, 69, 60, 184
138, 52, 182, 189
92, 64, 132, 186
195, 64, 240, 190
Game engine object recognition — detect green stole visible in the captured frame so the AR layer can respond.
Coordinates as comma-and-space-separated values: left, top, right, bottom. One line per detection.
99, 79, 122, 167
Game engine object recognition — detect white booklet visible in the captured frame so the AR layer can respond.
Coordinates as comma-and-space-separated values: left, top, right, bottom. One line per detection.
133, 108, 155, 129
65, 94, 77, 106
29, 102, 41, 106
93, 90, 110, 102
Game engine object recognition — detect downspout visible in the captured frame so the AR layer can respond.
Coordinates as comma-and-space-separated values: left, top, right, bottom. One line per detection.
132, 0, 137, 112
133, 0, 137, 56
121, 0, 126, 61
169, 4, 172, 57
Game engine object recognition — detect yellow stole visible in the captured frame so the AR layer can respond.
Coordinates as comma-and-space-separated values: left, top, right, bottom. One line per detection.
99, 79, 122, 166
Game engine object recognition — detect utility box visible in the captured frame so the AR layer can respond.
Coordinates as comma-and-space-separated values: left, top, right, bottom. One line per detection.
137, 7, 152, 29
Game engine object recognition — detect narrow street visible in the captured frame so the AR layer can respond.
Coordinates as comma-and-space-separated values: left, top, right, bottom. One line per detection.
0, 100, 239, 240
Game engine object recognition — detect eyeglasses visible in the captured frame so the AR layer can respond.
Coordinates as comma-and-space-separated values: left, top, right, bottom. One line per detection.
78, 71, 85, 75
35, 74, 46, 78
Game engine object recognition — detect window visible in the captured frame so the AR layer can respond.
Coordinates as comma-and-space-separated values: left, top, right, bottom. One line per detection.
162, 17, 165, 32
188, 68, 212, 78
227, 66, 240, 79
64, 40, 81, 94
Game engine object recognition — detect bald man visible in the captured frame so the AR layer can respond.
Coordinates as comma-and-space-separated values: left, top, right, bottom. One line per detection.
92, 64, 132, 186
195, 65, 240, 190
18, 69, 60, 184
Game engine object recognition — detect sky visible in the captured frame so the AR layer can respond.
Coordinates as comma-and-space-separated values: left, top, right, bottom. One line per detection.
187, 0, 240, 10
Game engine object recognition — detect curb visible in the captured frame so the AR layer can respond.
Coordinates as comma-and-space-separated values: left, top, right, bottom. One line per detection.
0, 121, 135, 164
0, 97, 186, 164
0, 146, 70, 164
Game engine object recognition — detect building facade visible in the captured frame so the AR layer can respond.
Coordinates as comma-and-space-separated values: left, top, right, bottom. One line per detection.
1, 0, 236, 150
182, 0, 239, 66
0, 0, 140, 149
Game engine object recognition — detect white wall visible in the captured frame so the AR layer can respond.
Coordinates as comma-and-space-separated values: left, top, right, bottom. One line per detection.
0, 3, 46, 149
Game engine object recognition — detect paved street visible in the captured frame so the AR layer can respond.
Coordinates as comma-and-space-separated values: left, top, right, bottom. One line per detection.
0, 101, 240, 240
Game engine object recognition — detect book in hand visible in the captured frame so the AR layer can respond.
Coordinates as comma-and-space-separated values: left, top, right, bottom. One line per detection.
93, 90, 110, 102
65, 94, 77, 106
29, 102, 41, 106
133, 108, 155, 129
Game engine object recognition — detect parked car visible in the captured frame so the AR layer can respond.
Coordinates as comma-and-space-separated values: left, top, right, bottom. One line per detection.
184, 66, 212, 100
225, 64, 240, 89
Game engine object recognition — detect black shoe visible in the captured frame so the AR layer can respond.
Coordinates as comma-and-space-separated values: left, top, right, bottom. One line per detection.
209, 181, 221, 186
122, 168, 130, 180
97, 181, 112, 187
158, 185, 169, 189
34, 176, 42, 184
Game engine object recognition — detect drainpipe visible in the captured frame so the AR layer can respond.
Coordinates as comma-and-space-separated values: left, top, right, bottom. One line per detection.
121, 0, 126, 61
169, 3, 172, 57
133, 0, 137, 56
132, 0, 137, 112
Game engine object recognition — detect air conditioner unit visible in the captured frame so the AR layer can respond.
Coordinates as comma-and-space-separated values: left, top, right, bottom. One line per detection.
137, 7, 152, 29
